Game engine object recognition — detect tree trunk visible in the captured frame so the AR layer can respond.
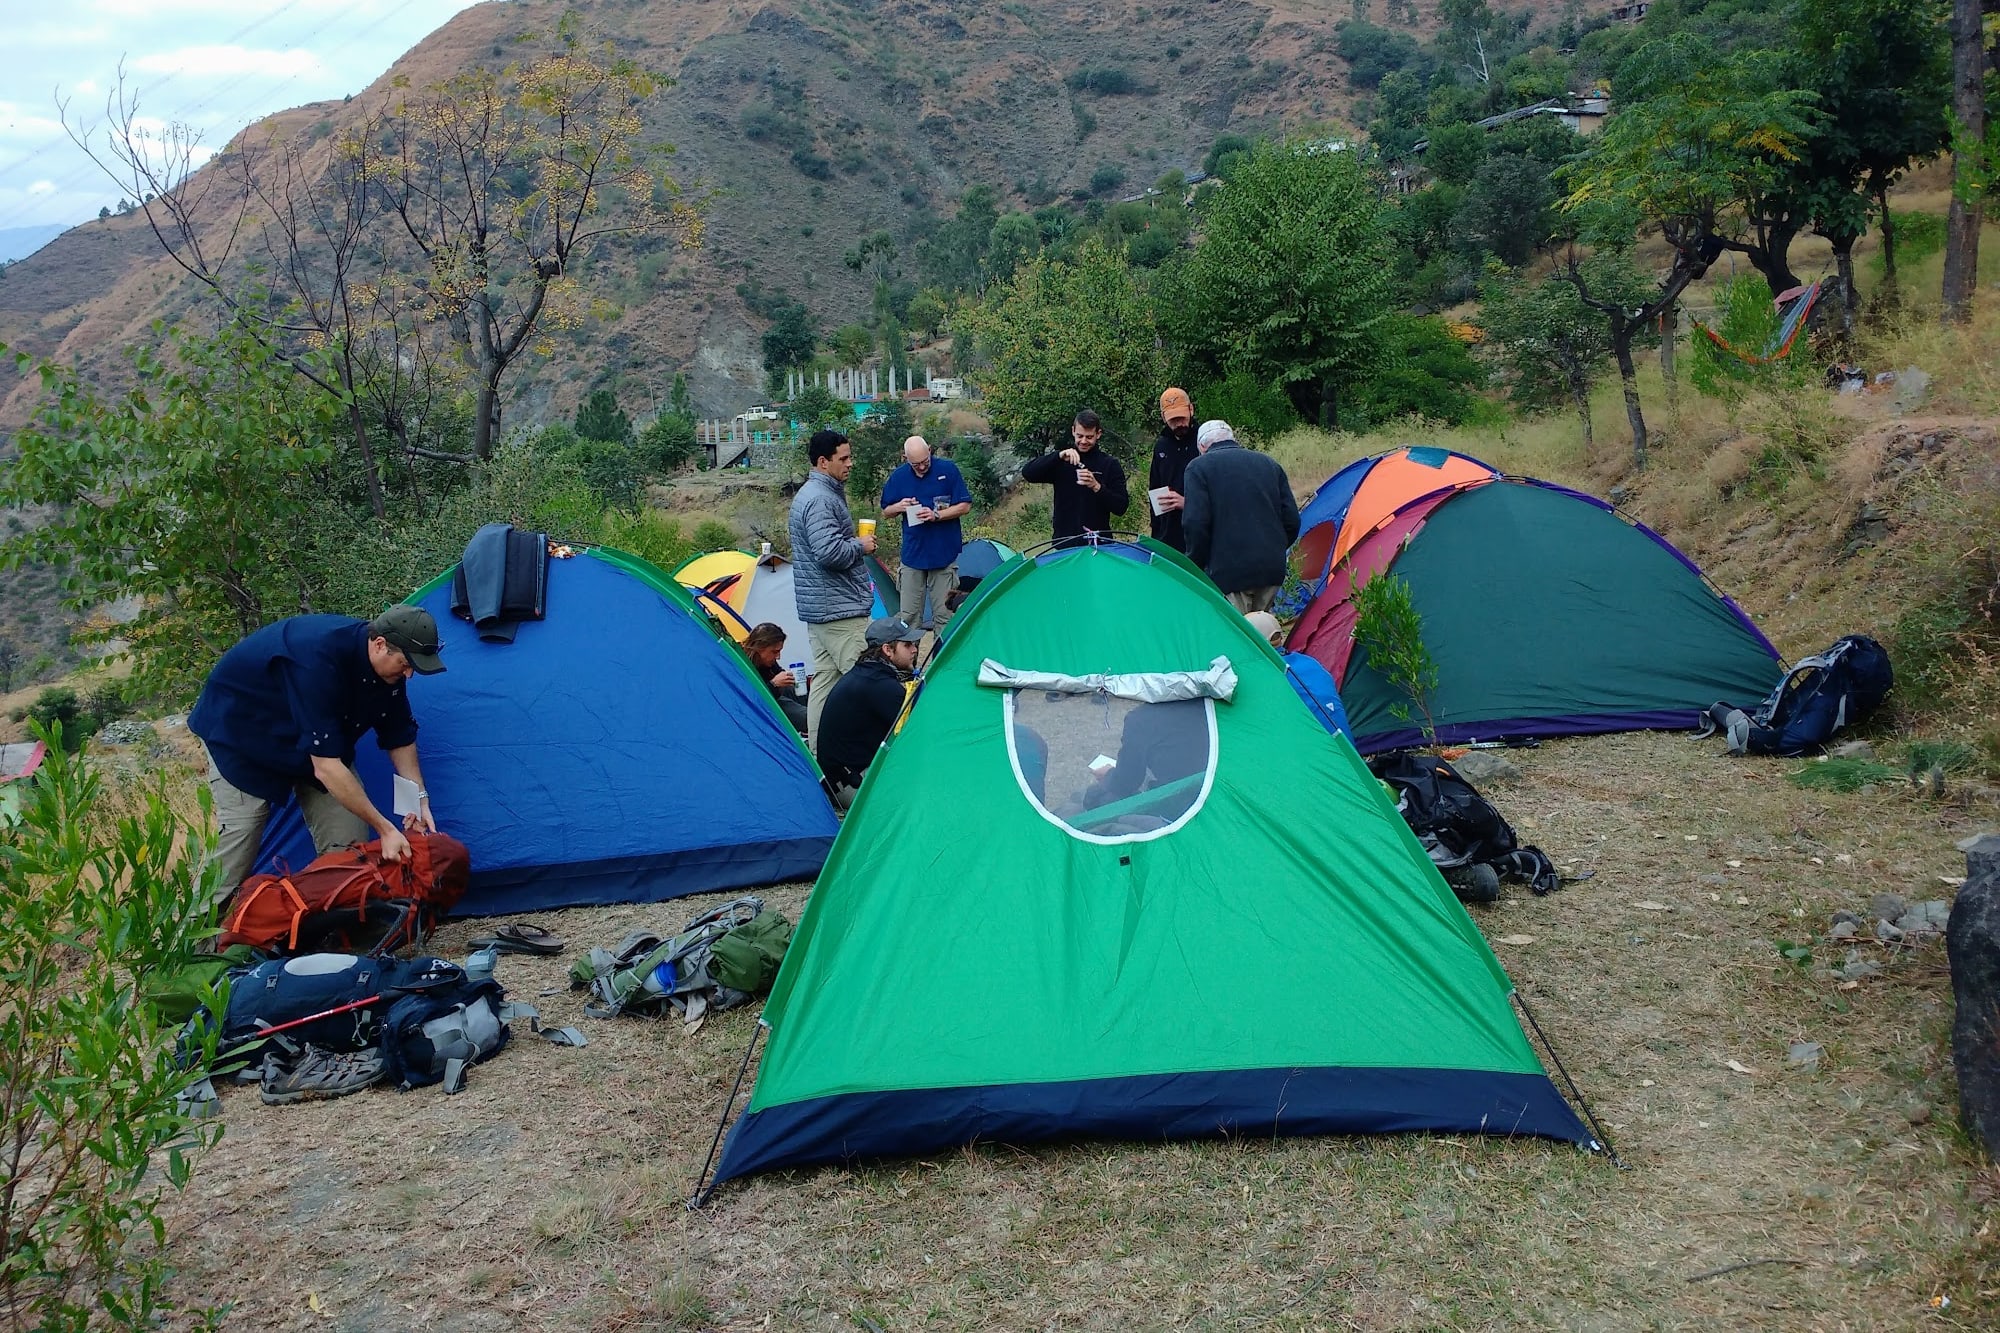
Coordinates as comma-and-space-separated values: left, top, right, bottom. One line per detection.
346, 401, 387, 522
1830, 235, 1859, 348
1318, 380, 1339, 431
1745, 222, 1804, 299
1658, 302, 1678, 422
473, 380, 499, 460
1878, 184, 1899, 297
1612, 330, 1648, 469
1942, 0, 1987, 324
1571, 378, 1594, 450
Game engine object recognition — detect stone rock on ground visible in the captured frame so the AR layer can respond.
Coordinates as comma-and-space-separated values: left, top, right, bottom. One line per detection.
1896, 900, 1952, 935
1948, 846, 2000, 1158
1451, 750, 1521, 784
1872, 892, 1911, 924
1831, 740, 1876, 761
95, 719, 156, 746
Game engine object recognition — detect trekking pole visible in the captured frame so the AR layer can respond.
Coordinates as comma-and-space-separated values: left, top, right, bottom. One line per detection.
246, 994, 383, 1042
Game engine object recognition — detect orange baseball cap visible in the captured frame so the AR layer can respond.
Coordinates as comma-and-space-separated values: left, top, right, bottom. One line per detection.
1160, 387, 1192, 424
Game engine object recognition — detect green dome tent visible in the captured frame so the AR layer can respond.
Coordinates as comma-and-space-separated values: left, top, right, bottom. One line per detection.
710, 540, 1596, 1188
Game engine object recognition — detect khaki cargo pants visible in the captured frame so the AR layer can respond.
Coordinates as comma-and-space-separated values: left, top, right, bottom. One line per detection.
205, 744, 370, 902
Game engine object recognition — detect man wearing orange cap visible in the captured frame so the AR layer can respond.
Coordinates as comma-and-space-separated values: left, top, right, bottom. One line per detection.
1147, 387, 1201, 552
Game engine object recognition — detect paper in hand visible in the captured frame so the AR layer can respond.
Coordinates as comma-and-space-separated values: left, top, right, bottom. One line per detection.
905, 508, 928, 527
392, 774, 423, 817
1148, 487, 1171, 516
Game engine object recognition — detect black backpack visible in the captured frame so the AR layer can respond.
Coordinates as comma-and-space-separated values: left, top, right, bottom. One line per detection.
1368, 753, 1561, 898
1702, 635, 1893, 757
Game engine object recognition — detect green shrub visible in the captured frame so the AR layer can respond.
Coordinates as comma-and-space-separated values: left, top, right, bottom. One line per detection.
27, 687, 91, 750
555, 438, 640, 511
598, 510, 698, 573
1066, 66, 1140, 95
1352, 573, 1439, 745
1192, 372, 1299, 444
1347, 315, 1490, 429
639, 413, 700, 475
0, 730, 226, 1330
692, 519, 739, 552
953, 436, 1006, 509
1689, 274, 1813, 401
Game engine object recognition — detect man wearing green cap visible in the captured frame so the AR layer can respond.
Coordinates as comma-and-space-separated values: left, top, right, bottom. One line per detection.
189, 604, 447, 895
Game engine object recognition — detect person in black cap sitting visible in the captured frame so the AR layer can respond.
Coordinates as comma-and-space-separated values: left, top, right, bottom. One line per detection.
814, 616, 923, 809
188, 603, 447, 896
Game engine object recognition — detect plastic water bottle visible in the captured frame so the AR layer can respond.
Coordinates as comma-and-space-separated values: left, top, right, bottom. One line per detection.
789, 661, 808, 697
649, 960, 677, 995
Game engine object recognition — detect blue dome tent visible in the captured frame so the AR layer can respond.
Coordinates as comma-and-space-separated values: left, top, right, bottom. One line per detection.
255, 547, 838, 915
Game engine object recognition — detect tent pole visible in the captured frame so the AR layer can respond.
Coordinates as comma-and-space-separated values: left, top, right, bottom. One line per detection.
687, 1017, 766, 1209
1512, 990, 1626, 1168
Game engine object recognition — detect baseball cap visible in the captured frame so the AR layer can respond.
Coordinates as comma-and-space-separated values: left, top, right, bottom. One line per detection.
1196, 419, 1236, 450
370, 605, 446, 674
865, 616, 924, 647
1160, 386, 1193, 425
1244, 610, 1283, 646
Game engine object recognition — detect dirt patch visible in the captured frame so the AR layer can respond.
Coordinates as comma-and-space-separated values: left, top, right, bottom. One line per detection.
151, 732, 1999, 1330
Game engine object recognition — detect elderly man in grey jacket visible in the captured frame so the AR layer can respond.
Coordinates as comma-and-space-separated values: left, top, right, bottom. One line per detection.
788, 429, 879, 749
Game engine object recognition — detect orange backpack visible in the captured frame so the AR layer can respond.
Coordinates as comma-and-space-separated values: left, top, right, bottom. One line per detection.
219, 832, 472, 955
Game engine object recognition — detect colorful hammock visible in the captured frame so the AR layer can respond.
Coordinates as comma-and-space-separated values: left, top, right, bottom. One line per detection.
1694, 281, 1821, 365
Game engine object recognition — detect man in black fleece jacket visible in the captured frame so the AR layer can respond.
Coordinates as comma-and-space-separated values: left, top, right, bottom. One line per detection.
1182, 419, 1301, 613
1020, 408, 1130, 545
1146, 387, 1201, 552
816, 616, 923, 808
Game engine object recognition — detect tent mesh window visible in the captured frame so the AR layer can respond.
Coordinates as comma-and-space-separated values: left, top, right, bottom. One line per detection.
1006, 692, 1215, 842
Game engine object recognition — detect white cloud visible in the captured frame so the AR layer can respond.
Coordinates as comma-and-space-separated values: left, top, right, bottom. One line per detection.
26, 180, 57, 195
0, 1, 488, 229
129, 46, 325, 81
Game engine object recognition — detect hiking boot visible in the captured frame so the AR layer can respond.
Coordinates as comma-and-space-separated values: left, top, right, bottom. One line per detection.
1444, 863, 1502, 905
260, 1046, 385, 1106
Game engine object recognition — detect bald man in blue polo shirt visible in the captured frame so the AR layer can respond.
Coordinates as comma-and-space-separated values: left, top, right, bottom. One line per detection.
188, 604, 446, 896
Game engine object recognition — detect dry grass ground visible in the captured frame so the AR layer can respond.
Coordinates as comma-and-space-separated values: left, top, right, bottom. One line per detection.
144, 730, 1999, 1331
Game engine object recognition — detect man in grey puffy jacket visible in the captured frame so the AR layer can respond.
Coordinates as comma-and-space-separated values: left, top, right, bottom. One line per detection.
789, 429, 878, 748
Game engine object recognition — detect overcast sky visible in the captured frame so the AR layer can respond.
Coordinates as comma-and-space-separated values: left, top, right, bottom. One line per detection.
0, 0, 486, 235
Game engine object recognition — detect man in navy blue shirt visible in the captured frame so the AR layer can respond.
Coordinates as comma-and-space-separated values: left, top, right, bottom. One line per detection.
880, 435, 973, 635
188, 604, 446, 895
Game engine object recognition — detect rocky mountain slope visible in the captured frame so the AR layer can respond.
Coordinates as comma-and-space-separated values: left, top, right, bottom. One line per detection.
0, 0, 1462, 426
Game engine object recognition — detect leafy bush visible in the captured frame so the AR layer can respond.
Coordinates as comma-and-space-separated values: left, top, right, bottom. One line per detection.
1352, 573, 1439, 744
1334, 20, 1429, 89
574, 388, 634, 444
1090, 163, 1128, 196
1, 731, 226, 1330
1066, 66, 1140, 95
599, 509, 698, 573
1867, 208, 1946, 285
1689, 274, 1812, 401
692, 519, 739, 552
527, 422, 582, 455
26, 687, 83, 736
639, 412, 700, 475
953, 436, 1007, 509
1191, 371, 1299, 443
791, 149, 834, 180
1347, 315, 1491, 428
555, 437, 641, 511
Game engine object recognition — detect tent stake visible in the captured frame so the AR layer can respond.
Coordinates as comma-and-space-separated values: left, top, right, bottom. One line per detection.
1512, 989, 1627, 1169
688, 1017, 765, 1209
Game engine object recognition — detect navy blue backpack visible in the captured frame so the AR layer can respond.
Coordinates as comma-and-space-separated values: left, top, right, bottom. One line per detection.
1703, 635, 1893, 757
